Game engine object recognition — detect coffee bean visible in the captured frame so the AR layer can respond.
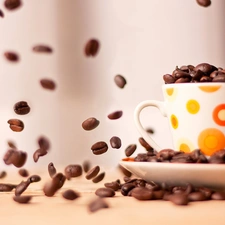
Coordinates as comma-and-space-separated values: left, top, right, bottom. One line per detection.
82, 117, 100, 131
95, 188, 115, 198
92, 172, 105, 183
107, 110, 123, 120
188, 191, 207, 201
0, 171, 7, 179
88, 198, 109, 213
157, 149, 175, 161
146, 128, 154, 134
4, 51, 19, 62
91, 141, 108, 155
13, 195, 32, 204
131, 187, 153, 200
194, 63, 213, 75
38, 136, 50, 151
64, 164, 82, 179
18, 168, 29, 177
175, 77, 191, 83
0, 183, 17, 192
48, 162, 57, 178
125, 144, 137, 157
118, 165, 132, 177
212, 73, 225, 82
7, 140, 17, 149
163, 74, 175, 84
15, 180, 30, 196
104, 181, 120, 191
32, 45, 53, 53
209, 149, 225, 164
198, 187, 212, 199
0, 9, 4, 17
139, 137, 153, 151
3, 149, 27, 168
110, 136, 122, 149
4, 0, 22, 10
62, 189, 80, 200
29, 175, 41, 183
211, 192, 225, 200
174, 71, 191, 79
14, 101, 30, 115
114, 75, 127, 88
40, 78, 56, 90
196, 0, 211, 7
84, 39, 100, 57
121, 183, 136, 196
200, 76, 212, 82
7, 119, 24, 132
33, 149, 47, 163
169, 193, 189, 205
82, 160, 91, 173
85, 166, 100, 180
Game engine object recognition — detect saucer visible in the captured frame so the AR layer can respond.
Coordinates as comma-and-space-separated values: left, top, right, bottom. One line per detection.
119, 160, 225, 190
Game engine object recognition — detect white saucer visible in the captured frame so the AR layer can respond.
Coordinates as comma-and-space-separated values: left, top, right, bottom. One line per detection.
119, 160, 225, 190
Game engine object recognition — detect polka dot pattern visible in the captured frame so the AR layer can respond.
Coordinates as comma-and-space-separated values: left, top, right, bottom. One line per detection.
171, 114, 178, 129
186, 99, 200, 114
213, 104, 225, 126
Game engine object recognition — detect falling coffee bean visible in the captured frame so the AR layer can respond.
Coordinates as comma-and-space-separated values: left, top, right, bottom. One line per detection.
95, 188, 115, 198
114, 75, 127, 88
62, 189, 80, 200
29, 175, 41, 183
40, 78, 56, 90
3, 149, 27, 168
91, 141, 108, 155
88, 198, 109, 213
64, 164, 82, 179
92, 172, 105, 183
85, 166, 100, 180
15, 180, 30, 196
82, 117, 100, 131
4, 0, 22, 10
14, 101, 30, 115
32, 45, 53, 53
13, 195, 32, 204
125, 144, 137, 157
48, 162, 57, 178
84, 39, 100, 57
0, 183, 16, 192
4, 51, 19, 62
33, 149, 47, 163
107, 110, 123, 120
38, 136, 50, 151
0, 171, 7, 179
7, 140, 17, 149
18, 168, 29, 177
7, 119, 24, 132
196, 0, 211, 7
0, 9, 4, 17
110, 136, 122, 149
82, 160, 91, 173
139, 137, 153, 151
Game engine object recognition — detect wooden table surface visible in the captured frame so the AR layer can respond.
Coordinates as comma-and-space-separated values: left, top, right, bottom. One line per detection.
1, 168, 225, 225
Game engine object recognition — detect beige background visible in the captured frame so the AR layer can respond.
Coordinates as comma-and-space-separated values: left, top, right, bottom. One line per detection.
0, 0, 225, 169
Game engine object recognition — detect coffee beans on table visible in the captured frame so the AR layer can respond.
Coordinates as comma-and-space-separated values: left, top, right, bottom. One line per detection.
48, 162, 57, 178
4, 0, 22, 10
88, 198, 109, 213
18, 168, 29, 177
196, 0, 211, 7
110, 136, 122, 149
40, 78, 56, 90
95, 187, 115, 198
7, 119, 24, 132
92, 172, 105, 183
15, 180, 30, 196
85, 166, 100, 180
82, 117, 100, 131
0, 183, 17, 192
104, 181, 121, 191
32, 45, 53, 53
84, 39, 100, 57
13, 195, 32, 204
64, 164, 82, 179
62, 189, 80, 200
114, 75, 127, 89
91, 141, 108, 155
131, 187, 153, 200
4, 51, 19, 62
14, 101, 30, 115
107, 110, 123, 120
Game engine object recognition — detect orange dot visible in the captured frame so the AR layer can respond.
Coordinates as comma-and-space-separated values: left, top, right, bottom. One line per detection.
166, 88, 174, 96
198, 85, 221, 93
213, 104, 225, 126
171, 114, 178, 129
179, 143, 191, 153
198, 128, 225, 156
186, 99, 200, 114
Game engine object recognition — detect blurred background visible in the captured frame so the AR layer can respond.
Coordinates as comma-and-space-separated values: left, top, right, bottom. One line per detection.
0, 0, 224, 169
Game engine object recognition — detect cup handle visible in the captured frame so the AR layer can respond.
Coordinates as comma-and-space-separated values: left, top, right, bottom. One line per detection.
134, 100, 167, 151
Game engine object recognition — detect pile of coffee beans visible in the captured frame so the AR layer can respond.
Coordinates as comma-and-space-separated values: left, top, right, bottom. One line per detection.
163, 63, 225, 84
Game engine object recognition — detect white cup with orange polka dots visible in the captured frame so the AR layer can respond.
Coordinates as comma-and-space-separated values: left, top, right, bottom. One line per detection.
134, 83, 225, 156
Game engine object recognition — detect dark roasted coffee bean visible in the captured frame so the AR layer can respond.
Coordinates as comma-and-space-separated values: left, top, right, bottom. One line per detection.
135, 179, 146, 187
14, 101, 30, 115
188, 191, 207, 201
0, 9, 4, 17
118, 165, 132, 177
85, 166, 100, 180
64, 164, 82, 179
139, 137, 153, 151
15, 180, 30, 196
13, 195, 32, 204
194, 63, 213, 74
84, 39, 100, 57
163, 74, 175, 84
175, 77, 191, 83
18, 168, 29, 177
196, 0, 211, 7
88, 197, 109, 213
198, 187, 212, 199
7, 119, 24, 132
146, 127, 155, 134
82, 117, 100, 131
209, 149, 225, 164
40, 78, 56, 90
29, 175, 41, 183
91, 141, 108, 155
212, 73, 225, 82
82, 160, 91, 173
33, 149, 47, 162
33, 45, 52, 53
200, 76, 212, 82
92, 172, 105, 183
180, 65, 189, 72
95, 188, 115, 198
38, 136, 50, 151
104, 181, 120, 191
172, 186, 186, 194
157, 149, 175, 161
210, 70, 220, 79
211, 191, 225, 200
107, 110, 123, 120
125, 144, 137, 157
7, 140, 17, 149
131, 187, 153, 200
121, 183, 136, 196
4, 0, 22, 10
48, 162, 56, 178
110, 136, 122, 149
62, 189, 80, 200
191, 69, 205, 81
114, 74, 127, 88
4, 51, 19, 62
169, 193, 189, 205
146, 182, 160, 191
0, 183, 16, 192
174, 71, 191, 79
0, 171, 7, 179
3, 149, 27, 167
152, 190, 165, 199
134, 153, 149, 162
123, 176, 132, 183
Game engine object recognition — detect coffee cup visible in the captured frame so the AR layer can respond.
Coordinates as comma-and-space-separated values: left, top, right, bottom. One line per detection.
134, 83, 225, 156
